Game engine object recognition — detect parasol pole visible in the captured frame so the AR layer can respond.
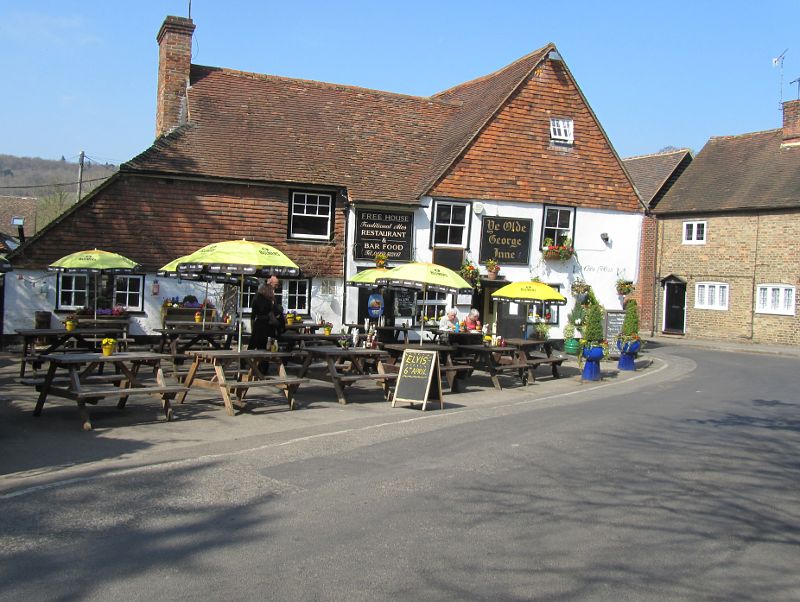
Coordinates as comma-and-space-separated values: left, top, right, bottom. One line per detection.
419, 284, 426, 345
201, 279, 209, 331
94, 273, 98, 321
238, 273, 244, 352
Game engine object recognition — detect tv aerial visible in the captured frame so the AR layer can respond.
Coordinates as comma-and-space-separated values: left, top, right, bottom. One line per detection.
773, 48, 789, 107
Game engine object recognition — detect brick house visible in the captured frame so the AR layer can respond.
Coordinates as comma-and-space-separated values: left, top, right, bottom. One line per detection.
4, 15, 643, 340
652, 101, 800, 345
623, 149, 693, 333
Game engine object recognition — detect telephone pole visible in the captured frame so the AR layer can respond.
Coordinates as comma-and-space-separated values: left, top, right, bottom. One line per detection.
76, 150, 85, 202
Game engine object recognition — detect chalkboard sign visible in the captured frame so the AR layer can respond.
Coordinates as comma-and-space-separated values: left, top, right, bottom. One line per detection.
479, 217, 532, 265
604, 310, 625, 341
355, 209, 414, 261
392, 350, 443, 411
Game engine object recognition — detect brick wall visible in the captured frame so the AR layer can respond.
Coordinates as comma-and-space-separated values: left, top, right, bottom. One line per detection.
656, 211, 800, 344
636, 213, 658, 332
156, 16, 195, 138
430, 58, 640, 213
13, 174, 345, 277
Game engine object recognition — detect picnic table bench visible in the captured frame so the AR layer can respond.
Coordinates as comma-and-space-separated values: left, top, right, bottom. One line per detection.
298, 346, 397, 404
503, 338, 566, 381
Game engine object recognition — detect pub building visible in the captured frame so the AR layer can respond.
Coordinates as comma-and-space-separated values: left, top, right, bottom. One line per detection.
3, 15, 644, 343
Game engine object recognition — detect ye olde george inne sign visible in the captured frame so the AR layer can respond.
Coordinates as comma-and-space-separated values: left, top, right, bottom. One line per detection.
355, 209, 414, 261
479, 217, 532, 265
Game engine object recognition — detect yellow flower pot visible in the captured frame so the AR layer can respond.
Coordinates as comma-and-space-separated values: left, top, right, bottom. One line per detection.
323, 327, 332, 336
287, 315, 295, 325
101, 344, 115, 357
65, 320, 76, 332
194, 312, 202, 323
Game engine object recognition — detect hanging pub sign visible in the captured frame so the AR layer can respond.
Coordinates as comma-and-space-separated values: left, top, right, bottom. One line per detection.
355, 209, 414, 262
367, 293, 385, 318
479, 217, 532, 265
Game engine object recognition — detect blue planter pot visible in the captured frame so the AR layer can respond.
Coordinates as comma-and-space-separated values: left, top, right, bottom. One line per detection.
581, 345, 604, 381
616, 339, 641, 371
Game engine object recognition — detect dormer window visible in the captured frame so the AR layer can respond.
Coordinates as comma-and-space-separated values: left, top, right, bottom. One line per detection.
550, 118, 574, 144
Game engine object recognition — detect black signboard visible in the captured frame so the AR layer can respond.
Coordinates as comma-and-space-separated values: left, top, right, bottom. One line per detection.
392, 350, 443, 410
394, 289, 417, 317
604, 310, 625, 341
479, 217, 532, 265
355, 209, 414, 261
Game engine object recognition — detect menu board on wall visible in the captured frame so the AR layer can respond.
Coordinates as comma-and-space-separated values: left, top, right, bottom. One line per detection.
604, 310, 626, 341
479, 217, 532, 265
355, 209, 414, 261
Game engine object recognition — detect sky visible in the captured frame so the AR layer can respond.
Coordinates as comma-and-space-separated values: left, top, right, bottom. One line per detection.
2, 0, 799, 166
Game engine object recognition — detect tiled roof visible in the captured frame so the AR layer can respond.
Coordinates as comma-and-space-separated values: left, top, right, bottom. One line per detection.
655, 130, 800, 214
623, 149, 692, 207
124, 46, 552, 203
0, 195, 38, 239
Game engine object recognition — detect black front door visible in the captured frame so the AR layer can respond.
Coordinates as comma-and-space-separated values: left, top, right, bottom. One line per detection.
664, 282, 686, 333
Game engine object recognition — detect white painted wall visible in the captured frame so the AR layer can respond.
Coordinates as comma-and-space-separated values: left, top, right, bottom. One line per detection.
344, 197, 643, 338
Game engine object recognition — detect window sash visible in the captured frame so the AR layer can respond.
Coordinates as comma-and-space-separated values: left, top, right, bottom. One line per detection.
549, 118, 574, 143
683, 220, 707, 244
531, 284, 562, 324
756, 284, 796, 316
276, 279, 311, 315
542, 207, 573, 246
695, 282, 728, 310
58, 274, 88, 310
113, 275, 143, 311
290, 192, 333, 240
433, 202, 468, 248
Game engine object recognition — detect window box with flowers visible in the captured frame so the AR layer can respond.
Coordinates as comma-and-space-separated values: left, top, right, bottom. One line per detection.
542, 238, 575, 261
615, 279, 634, 296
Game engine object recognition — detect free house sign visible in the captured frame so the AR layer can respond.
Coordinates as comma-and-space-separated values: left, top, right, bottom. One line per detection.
355, 209, 414, 262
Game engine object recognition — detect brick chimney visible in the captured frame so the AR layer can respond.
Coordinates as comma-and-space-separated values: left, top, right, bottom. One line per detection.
781, 99, 800, 147
155, 16, 195, 138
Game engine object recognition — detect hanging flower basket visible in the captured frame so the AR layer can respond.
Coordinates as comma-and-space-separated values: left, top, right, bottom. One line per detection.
616, 279, 634, 296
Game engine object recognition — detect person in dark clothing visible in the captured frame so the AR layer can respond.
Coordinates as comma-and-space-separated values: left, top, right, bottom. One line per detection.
248, 280, 278, 350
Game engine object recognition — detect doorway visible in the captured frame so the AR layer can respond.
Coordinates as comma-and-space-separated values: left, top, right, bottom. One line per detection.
663, 281, 686, 333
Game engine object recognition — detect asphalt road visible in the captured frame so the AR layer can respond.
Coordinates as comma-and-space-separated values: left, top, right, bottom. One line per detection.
1, 346, 799, 601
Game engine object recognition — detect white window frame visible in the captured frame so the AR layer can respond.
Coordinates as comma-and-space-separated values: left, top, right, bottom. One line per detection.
683, 220, 707, 245
417, 290, 448, 320
113, 275, 144, 312
57, 273, 89, 310
695, 282, 728, 310
530, 284, 562, 325
756, 284, 795, 316
289, 191, 333, 240
276, 279, 312, 316
549, 117, 574, 144
542, 205, 575, 247
432, 201, 469, 248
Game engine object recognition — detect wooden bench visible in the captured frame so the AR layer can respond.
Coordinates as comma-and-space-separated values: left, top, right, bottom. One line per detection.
523, 354, 565, 380
75, 385, 189, 401
21, 373, 129, 388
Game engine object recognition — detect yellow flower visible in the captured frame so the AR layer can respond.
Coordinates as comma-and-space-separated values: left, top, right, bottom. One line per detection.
101, 337, 117, 347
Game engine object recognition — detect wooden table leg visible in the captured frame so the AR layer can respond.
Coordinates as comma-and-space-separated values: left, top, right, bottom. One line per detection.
214, 362, 236, 415
327, 357, 348, 404
33, 361, 58, 416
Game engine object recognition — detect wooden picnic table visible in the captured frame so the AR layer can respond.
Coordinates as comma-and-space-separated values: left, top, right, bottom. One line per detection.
503, 337, 566, 381
162, 320, 232, 331
27, 351, 186, 430
284, 321, 321, 332
180, 349, 309, 415
382, 343, 472, 392
298, 346, 396, 404
16, 327, 127, 378
456, 343, 529, 390
279, 332, 355, 350
154, 327, 235, 356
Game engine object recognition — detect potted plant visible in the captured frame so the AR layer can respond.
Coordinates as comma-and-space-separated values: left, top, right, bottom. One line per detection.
563, 321, 580, 355
534, 320, 550, 340
374, 252, 388, 268
615, 278, 634, 296
460, 259, 481, 291
323, 321, 333, 335
579, 302, 606, 381
485, 258, 501, 280
64, 314, 78, 332
101, 337, 117, 356
542, 237, 575, 261
616, 299, 642, 370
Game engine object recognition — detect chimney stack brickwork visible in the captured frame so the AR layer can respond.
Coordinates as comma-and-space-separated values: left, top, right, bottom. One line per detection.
782, 99, 800, 146
156, 16, 195, 138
